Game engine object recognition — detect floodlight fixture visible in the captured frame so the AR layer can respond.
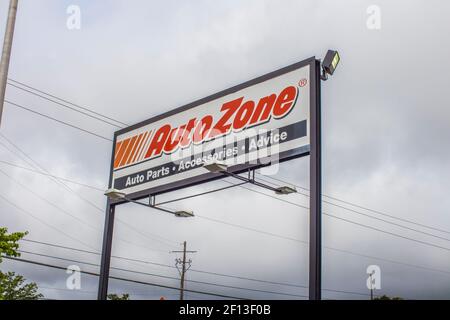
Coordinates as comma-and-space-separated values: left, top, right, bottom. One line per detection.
274, 186, 297, 195
203, 160, 228, 173
204, 163, 298, 196
321, 50, 340, 80
104, 188, 194, 217
174, 210, 195, 218
104, 188, 126, 200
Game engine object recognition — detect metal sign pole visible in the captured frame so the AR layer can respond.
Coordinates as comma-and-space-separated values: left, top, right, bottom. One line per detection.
309, 59, 322, 300
97, 200, 115, 300
97, 141, 118, 300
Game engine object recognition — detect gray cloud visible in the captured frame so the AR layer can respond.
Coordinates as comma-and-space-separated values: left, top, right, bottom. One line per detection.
1, 0, 450, 300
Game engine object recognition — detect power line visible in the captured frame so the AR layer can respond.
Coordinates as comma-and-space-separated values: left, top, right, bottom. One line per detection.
0, 133, 180, 249
38, 286, 95, 295
20, 238, 306, 288
256, 174, 308, 192
6, 183, 448, 297
4, 100, 112, 141
25, 214, 450, 279
322, 244, 450, 276
18, 250, 99, 268
0, 167, 102, 235
21, 239, 100, 256
22, 238, 305, 290
0, 133, 107, 212
222, 179, 309, 209
196, 214, 308, 244
21, 238, 170, 264
194, 179, 450, 257
222, 175, 450, 253
259, 173, 450, 235
323, 194, 450, 235
322, 201, 450, 242
12, 249, 391, 298
160, 175, 449, 256
15, 249, 309, 298
37, 286, 181, 298
0, 139, 106, 209
7, 78, 128, 126
257, 174, 450, 243
37, 286, 183, 298
323, 212, 450, 252
7, 82, 123, 128
11, 159, 450, 273
0, 163, 171, 254
0, 192, 97, 250
3, 165, 175, 259
20, 237, 450, 297
25, 233, 450, 279
2, 255, 249, 300
10, 162, 441, 274
8, 255, 393, 299
156, 181, 248, 206
0, 159, 104, 191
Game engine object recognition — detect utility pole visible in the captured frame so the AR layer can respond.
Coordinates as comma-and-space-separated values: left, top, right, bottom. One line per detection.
171, 241, 196, 300
0, 0, 19, 127
179, 241, 187, 300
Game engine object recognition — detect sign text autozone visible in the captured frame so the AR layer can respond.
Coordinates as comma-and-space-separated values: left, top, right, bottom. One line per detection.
111, 59, 314, 197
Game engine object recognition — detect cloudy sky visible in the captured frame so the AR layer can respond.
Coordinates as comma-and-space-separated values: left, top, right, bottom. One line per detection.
1, 0, 450, 300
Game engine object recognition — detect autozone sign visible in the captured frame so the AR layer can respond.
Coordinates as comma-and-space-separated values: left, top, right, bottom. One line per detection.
110, 58, 315, 199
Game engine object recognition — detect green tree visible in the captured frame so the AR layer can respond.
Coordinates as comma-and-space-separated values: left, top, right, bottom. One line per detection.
107, 293, 130, 300
0, 227, 27, 262
0, 227, 43, 300
0, 271, 43, 300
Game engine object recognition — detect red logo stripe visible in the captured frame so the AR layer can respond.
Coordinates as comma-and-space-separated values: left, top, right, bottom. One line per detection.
118, 135, 138, 168
125, 133, 144, 166
131, 131, 149, 164
114, 138, 131, 169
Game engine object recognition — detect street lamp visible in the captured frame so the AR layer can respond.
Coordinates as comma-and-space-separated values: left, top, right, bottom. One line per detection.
174, 210, 194, 218
98, 187, 194, 301
274, 186, 297, 195
203, 160, 228, 173
104, 188, 126, 200
203, 161, 297, 195
104, 188, 194, 217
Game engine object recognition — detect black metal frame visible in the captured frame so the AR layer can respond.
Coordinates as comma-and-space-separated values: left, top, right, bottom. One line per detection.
221, 170, 280, 193
309, 59, 322, 300
97, 57, 322, 300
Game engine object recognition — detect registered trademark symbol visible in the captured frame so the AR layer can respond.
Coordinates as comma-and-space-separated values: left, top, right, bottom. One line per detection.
298, 79, 307, 87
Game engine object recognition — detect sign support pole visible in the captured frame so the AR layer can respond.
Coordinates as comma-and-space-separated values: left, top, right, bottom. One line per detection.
98, 141, 118, 300
97, 200, 115, 300
96, 56, 322, 301
309, 59, 322, 300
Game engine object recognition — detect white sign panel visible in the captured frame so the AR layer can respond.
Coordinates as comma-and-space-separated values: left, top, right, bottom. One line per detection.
110, 59, 313, 197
